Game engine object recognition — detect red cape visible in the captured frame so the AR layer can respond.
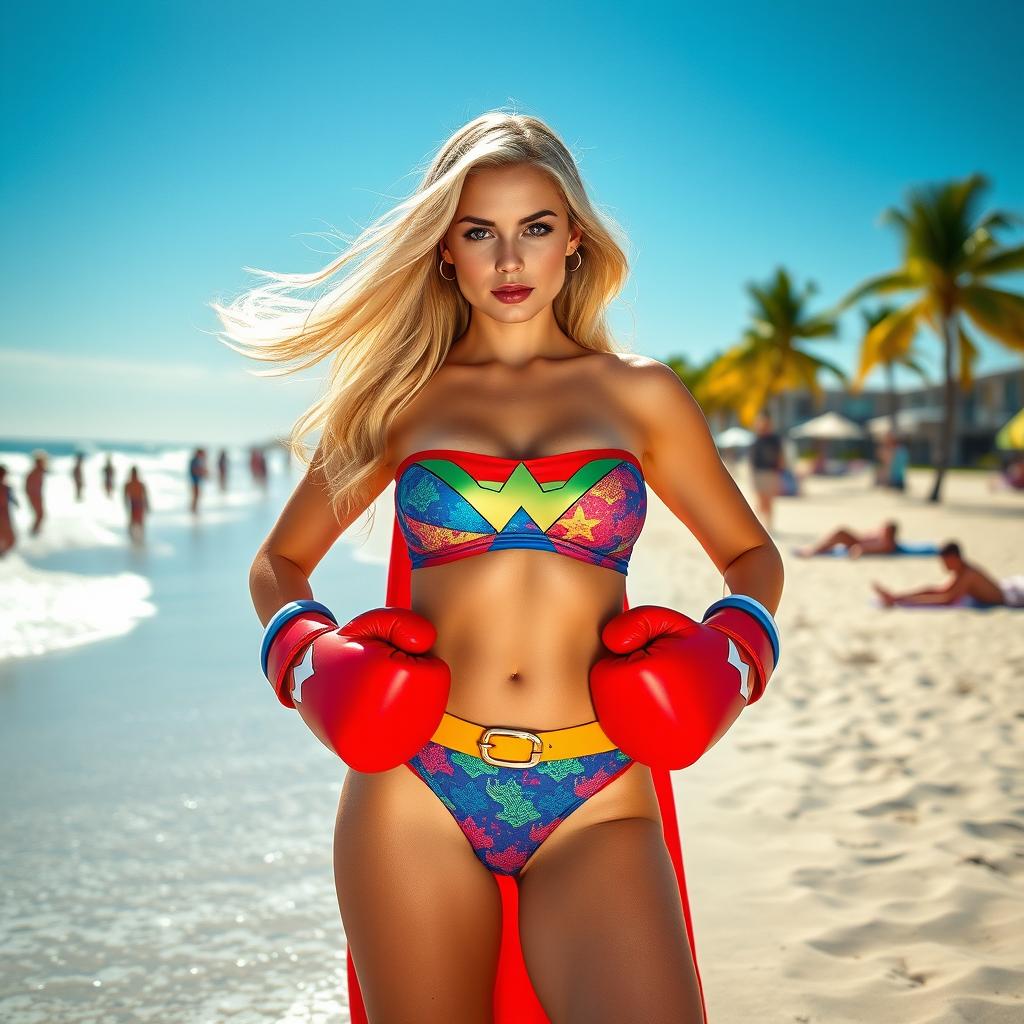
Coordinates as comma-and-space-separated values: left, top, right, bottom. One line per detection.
344, 511, 707, 1022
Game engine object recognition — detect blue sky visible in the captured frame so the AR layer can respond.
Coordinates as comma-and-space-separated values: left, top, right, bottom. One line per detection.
2, 0, 1022, 444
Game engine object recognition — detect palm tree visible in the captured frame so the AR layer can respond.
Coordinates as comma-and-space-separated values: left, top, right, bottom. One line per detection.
701, 267, 847, 427
833, 173, 1024, 502
852, 303, 931, 439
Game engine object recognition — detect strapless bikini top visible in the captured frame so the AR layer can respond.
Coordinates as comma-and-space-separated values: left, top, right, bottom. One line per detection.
393, 447, 647, 575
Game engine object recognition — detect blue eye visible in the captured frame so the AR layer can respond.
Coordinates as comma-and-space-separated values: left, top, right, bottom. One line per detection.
463, 223, 554, 241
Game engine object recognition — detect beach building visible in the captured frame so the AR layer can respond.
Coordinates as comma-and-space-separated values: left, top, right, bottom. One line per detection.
711, 365, 1023, 466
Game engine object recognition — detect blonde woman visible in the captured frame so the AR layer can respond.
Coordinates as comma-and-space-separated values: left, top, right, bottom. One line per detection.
219, 111, 784, 1024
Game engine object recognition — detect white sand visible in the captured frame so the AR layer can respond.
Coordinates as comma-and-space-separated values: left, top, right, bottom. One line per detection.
286, 462, 1024, 1021
623, 466, 1024, 1023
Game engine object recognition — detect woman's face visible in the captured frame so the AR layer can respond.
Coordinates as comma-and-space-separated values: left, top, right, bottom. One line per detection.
439, 163, 582, 322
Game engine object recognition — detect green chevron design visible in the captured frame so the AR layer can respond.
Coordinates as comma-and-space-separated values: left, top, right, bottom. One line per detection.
417, 457, 624, 532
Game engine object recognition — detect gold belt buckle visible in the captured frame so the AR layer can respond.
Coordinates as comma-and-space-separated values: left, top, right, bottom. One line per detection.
478, 727, 543, 769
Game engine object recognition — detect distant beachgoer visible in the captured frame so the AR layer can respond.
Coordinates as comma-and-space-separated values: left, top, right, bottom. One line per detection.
874, 441, 887, 486
875, 433, 893, 487
872, 541, 1020, 608
249, 446, 268, 488
217, 449, 229, 491
749, 412, 784, 530
809, 442, 827, 476
989, 455, 1024, 492
72, 451, 86, 502
795, 520, 900, 558
25, 450, 48, 537
102, 455, 115, 498
0, 464, 19, 557
888, 436, 909, 491
189, 447, 208, 515
123, 465, 150, 542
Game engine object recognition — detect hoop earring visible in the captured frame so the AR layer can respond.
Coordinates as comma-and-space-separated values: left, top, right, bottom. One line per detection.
567, 249, 583, 272
439, 258, 457, 281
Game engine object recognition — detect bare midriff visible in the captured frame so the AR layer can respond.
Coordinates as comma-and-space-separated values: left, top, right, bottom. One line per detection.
410, 547, 629, 730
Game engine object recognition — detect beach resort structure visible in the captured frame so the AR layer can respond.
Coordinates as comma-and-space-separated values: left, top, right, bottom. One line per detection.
712, 365, 1023, 466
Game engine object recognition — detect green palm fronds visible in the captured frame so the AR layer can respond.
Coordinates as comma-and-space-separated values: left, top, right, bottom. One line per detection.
836, 173, 1024, 501
700, 267, 847, 427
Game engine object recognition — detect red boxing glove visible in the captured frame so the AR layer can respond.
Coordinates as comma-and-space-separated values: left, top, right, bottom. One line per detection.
267, 607, 451, 773
589, 604, 764, 771
701, 604, 776, 704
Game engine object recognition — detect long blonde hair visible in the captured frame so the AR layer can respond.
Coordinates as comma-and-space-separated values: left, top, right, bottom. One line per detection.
212, 109, 633, 538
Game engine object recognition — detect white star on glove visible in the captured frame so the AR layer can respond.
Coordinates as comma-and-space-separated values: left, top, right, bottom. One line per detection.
726, 638, 751, 701
291, 643, 316, 704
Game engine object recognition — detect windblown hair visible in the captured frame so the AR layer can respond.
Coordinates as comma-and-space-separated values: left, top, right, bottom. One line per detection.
211, 109, 632, 539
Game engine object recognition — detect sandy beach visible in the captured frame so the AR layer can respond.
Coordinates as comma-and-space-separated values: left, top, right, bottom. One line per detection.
1, 456, 1021, 1023
649, 467, 1024, 1024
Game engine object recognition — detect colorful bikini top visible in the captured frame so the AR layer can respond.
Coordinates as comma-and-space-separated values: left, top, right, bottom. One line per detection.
393, 447, 647, 575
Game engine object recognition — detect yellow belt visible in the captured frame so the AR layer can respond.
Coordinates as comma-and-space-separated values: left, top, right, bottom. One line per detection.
430, 711, 617, 768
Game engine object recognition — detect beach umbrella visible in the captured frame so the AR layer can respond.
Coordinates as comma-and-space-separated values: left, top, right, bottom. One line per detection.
996, 408, 1024, 450
715, 426, 755, 448
789, 411, 866, 440
864, 407, 943, 438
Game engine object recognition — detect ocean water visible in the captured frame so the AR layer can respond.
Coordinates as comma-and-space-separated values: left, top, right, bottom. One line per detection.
0, 443, 288, 660
0, 440, 396, 1023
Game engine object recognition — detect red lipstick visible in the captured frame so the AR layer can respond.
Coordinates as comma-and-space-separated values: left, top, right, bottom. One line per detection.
491, 286, 533, 304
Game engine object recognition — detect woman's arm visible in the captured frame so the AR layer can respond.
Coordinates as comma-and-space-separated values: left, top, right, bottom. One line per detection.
627, 360, 784, 615
250, 447, 396, 625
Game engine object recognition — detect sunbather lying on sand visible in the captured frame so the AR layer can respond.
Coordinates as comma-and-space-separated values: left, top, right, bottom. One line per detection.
872, 541, 1022, 608
796, 520, 899, 559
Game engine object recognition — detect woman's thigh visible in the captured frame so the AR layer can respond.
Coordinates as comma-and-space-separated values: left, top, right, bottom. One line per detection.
518, 816, 704, 1024
333, 763, 503, 1024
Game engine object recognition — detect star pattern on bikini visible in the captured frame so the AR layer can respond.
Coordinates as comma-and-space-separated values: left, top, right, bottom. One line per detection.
556, 504, 602, 540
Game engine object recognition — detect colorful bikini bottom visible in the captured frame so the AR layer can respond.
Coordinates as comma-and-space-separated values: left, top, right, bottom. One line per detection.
405, 730, 635, 877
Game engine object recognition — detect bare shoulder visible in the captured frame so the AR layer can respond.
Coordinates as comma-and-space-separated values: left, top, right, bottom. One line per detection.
963, 562, 997, 585
604, 351, 682, 388
605, 354, 701, 450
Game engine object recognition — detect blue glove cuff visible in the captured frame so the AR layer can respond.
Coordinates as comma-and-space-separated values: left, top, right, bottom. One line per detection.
702, 594, 780, 667
260, 599, 338, 678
